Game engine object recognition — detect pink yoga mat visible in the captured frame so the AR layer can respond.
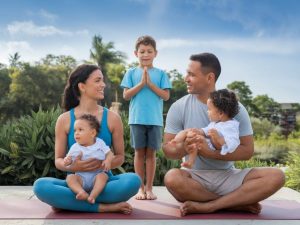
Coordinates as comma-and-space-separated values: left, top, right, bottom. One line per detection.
1, 198, 300, 220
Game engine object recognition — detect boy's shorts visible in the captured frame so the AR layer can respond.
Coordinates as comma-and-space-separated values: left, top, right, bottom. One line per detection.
184, 168, 252, 196
130, 124, 162, 151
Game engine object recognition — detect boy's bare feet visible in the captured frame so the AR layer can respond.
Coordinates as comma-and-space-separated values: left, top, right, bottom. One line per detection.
76, 190, 89, 201
135, 188, 146, 200
145, 190, 157, 200
99, 202, 133, 214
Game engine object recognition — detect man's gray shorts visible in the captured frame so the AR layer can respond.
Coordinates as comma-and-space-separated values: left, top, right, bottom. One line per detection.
185, 168, 252, 196
130, 124, 162, 151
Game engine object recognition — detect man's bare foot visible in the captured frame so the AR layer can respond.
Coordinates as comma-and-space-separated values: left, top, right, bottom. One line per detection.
228, 202, 262, 214
180, 201, 262, 216
99, 202, 133, 214
180, 201, 213, 216
87, 196, 96, 204
76, 190, 89, 200
146, 190, 157, 200
135, 188, 146, 200
181, 161, 193, 168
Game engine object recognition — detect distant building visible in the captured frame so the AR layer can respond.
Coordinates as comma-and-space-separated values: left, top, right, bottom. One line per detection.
278, 103, 297, 138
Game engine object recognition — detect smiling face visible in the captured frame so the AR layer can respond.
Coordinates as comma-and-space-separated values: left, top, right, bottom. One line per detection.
184, 60, 210, 95
78, 69, 105, 101
135, 44, 157, 68
74, 119, 97, 146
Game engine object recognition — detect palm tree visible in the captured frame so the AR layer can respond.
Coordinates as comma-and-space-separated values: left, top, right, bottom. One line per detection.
8, 52, 21, 68
90, 35, 126, 107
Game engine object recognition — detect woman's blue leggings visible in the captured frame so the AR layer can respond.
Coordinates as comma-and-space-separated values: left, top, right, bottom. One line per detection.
33, 172, 141, 212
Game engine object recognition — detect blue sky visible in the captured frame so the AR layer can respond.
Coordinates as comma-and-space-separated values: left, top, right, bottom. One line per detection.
1, 0, 299, 103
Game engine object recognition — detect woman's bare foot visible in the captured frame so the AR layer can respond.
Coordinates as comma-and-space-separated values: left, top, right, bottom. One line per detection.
180, 201, 213, 216
51, 206, 63, 212
135, 188, 146, 200
145, 190, 157, 200
76, 190, 89, 201
99, 202, 133, 214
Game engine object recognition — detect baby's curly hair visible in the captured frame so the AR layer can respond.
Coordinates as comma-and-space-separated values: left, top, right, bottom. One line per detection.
77, 114, 100, 135
209, 89, 239, 118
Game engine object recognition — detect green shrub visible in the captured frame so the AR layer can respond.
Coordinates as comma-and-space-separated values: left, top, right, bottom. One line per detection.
0, 107, 64, 185
235, 158, 274, 169
285, 152, 300, 192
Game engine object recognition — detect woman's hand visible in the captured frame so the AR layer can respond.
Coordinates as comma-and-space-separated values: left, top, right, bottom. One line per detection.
69, 152, 103, 172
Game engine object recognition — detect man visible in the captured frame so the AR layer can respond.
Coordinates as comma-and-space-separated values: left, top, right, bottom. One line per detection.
162, 53, 285, 215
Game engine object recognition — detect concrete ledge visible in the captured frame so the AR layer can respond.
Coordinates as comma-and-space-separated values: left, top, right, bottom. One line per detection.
0, 186, 299, 225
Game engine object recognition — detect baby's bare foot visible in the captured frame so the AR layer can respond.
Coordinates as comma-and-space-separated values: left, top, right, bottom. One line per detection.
76, 190, 89, 201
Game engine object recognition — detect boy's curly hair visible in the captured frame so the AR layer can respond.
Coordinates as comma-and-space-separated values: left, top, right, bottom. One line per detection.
135, 35, 156, 51
78, 114, 100, 135
209, 89, 239, 118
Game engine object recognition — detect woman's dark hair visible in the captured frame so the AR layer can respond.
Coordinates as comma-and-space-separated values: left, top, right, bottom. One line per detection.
209, 89, 239, 118
78, 114, 100, 135
62, 64, 100, 111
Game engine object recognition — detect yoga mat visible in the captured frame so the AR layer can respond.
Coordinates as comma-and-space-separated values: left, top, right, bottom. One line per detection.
1, 198, 300, 220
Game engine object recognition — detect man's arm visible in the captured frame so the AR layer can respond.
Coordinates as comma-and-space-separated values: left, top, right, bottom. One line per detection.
191, 134, 254, 161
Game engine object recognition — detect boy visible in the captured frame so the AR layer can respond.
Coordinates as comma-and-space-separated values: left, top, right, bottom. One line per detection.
121, 35, 172, 200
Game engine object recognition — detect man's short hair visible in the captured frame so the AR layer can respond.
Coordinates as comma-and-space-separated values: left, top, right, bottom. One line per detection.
190, 53, 221, 81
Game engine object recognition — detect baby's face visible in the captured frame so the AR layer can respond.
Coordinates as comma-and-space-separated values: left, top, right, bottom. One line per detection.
207, 99, 221, 122
74, 119, 96, 146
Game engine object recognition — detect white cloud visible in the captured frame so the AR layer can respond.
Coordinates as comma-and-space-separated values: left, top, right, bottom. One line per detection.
7, 21, 71, 37
7, 21, 89, 37
39, 9, 58, 22
156, 37, 300, 55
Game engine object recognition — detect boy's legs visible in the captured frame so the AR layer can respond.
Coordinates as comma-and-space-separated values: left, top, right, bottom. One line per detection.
130, 124, 147, 199
144, 125, 162, 200
145, 148, 157, 199
88, 173, 109, 204
134, 148, 146, 199
66, 174, 89, 200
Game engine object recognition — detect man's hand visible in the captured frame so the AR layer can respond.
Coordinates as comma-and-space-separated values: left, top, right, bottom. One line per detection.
185, 131, 212, 158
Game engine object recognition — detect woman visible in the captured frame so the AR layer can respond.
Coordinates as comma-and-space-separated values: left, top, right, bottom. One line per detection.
33, 64, 141, 213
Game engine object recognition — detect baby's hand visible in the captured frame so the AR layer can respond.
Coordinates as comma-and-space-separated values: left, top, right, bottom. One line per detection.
208, 129, 225, 148
102, 159, 111, 172
64, 155, 72, 166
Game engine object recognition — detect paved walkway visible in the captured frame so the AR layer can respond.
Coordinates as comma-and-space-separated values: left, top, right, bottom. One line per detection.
0, 186, 300, 225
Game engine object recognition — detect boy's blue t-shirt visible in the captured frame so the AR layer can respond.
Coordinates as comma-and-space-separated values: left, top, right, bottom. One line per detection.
120, 67, 172, 126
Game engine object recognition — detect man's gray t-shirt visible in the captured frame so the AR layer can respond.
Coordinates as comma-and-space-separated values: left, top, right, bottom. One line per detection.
165, 94, 253, 170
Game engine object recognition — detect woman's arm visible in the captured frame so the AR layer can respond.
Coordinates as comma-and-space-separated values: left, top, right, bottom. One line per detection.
107, 110, 125, 168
